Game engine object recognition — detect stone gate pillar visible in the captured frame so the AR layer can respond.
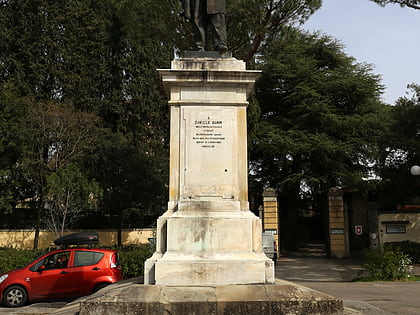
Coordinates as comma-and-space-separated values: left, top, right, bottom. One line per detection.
328, 187, 349, 258
262, 188, 279, 254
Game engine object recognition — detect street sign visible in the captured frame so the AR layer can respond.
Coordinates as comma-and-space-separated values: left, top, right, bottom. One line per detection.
355, 225, 363, 235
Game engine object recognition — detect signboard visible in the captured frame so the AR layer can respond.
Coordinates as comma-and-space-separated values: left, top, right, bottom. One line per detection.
331, 228, 344, 235
355, 225, 363, 236
264, 229, 277, 235
386, 225, 406, 234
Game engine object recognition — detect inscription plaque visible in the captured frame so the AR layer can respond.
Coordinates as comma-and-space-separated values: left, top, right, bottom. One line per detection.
183, 107, 237, 198
192, 119, 226, 148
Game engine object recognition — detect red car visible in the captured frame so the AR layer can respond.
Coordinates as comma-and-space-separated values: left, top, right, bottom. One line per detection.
0, 232, 122, 307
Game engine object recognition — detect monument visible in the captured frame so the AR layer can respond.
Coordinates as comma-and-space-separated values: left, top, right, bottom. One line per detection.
77, 6, 343, 314
143, 53, 274, 286
139, 1, 276, 286
78, 56, 344, 313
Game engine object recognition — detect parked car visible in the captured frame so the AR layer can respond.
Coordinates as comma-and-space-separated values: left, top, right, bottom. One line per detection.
262, 233, 277, 264
0, 232, 122, 307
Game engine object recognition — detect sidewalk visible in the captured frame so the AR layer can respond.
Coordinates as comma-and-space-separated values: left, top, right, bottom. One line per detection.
276, 245, 420, 315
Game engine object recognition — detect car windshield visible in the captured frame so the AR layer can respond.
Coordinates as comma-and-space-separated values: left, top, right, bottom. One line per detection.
21, 253, 47, 269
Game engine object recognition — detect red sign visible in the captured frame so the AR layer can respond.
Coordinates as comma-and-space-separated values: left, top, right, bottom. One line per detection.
355, 225, 363, 235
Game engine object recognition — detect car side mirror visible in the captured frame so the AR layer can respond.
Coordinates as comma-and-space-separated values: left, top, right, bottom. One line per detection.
37, 265, 46, 272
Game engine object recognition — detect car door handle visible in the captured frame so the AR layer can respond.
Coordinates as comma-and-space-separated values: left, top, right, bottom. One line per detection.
92, 267, 100, 270
60, 271, 68, 274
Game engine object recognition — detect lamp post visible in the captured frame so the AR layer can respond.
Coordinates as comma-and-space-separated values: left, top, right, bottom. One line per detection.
410, 165, 420, 176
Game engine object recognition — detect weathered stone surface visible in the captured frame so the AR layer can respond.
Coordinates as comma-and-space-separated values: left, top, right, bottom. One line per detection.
145, 56, 275, 286
78, 281, 343, 315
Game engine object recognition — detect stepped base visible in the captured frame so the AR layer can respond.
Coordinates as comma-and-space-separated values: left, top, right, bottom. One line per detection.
78, 280, 343, 315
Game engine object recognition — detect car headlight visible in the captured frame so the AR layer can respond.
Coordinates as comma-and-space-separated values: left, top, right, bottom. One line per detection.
0, 274, 8, 284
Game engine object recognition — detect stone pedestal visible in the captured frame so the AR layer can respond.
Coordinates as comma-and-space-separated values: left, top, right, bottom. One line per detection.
144, 55, 274, 285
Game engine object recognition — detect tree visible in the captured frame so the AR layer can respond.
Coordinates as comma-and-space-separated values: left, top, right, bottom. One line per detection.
0, 86, 30, 217
83, 131, 165, 242
251, 29, 389, 217
21, 101, 101, 247
369, 0, 420, 10
157, 0, 322, 62
378, 84, 420, 206
45, 163, 101, 237
0, 1, 173, 237
226, 0, 322, 62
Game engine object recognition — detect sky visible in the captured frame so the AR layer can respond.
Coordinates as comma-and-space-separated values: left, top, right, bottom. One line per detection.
302, 0, 419, 105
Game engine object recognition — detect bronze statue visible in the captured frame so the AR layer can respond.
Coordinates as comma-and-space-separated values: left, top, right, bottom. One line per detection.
181, 0, 228, 53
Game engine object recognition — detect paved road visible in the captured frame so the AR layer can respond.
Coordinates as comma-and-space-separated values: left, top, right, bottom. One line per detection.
276, 256, 420, 315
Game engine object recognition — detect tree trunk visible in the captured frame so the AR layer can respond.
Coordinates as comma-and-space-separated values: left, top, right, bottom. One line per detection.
33, 200, 42, 250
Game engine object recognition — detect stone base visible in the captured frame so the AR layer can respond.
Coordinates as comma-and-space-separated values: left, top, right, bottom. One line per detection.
145, 210, 275, 285
78, 280, 344, 315
154, 253, 274, 285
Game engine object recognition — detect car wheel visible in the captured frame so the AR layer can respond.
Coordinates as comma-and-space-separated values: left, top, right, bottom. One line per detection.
93, 283, 109, 293
3, 285, 28, 307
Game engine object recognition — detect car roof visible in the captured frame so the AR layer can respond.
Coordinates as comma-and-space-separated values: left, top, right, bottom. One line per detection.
47, 247, 117, 254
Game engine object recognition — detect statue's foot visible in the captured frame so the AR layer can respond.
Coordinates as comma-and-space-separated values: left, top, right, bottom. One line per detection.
217, 45, 228, 54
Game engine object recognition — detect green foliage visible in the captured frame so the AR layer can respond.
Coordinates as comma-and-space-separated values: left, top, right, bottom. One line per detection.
378, 84, 420, 206
116, 245, 153, 279
45, 163, 102, 237
83, 130, 166, 227
252, 29, 388, 216
357, 249, 413, 281
0, 248, 46, 274
18, 101, 103, 235
384, 241, 420, 264
0, 0, 173, 230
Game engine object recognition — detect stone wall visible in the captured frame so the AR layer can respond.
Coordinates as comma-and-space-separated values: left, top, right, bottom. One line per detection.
378, 212, 420, 246
0, 229, 154, 249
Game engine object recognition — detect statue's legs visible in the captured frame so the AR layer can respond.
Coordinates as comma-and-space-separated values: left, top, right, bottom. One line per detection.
192, 0, 207, 50
209, 13, 227, 52
193, 18, 208, 51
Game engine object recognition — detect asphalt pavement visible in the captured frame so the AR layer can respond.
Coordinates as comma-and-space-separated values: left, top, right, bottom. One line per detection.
1, 245, 420, 314
276, 244, 420, 315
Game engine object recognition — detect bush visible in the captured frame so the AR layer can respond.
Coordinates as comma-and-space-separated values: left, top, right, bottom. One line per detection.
0, 247, 45, 274
384, 241, 420, 264
116, 244, 153, 279
357, 249, 412, 281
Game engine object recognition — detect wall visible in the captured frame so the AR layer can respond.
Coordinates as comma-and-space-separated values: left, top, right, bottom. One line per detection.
0, 229, 155, 249
378, 212, 420, 246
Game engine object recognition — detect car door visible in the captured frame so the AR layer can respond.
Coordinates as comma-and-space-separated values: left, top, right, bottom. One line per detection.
64, 250, 106, 296
28, 250, 73, 299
